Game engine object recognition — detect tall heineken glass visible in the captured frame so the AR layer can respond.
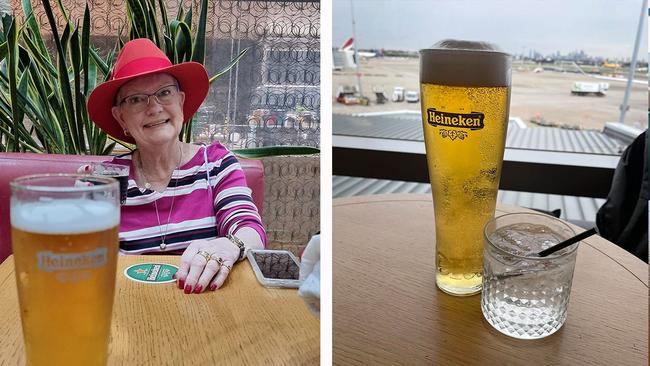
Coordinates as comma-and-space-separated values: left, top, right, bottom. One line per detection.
419, 40, 511, 296
11, 174, 120, 365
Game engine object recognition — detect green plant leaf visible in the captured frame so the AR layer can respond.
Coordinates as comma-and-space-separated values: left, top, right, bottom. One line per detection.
90, 46, 109, 77
102, 141, 116, 155
42, 0, 76, 153
71, 26, 87, 153
0, 40, 6, 61
60, 23, 80, 152
181, 115, 193, 143
191, 0, 207, 63
54, 0, 71, 25
46, 92, 68, 150
0, 61, 49, 135
14, 67, 29, 151
82, 3, 91, 95
21, 33, 58, 78
145, 0, 161, 45
183, 6, 192, 29
209, 47, 250, 83
1, 13, 11, 41
169, 19, 179, 35
233, 146, 321, 159
6, 16, 18, 151
163, 34, 174, 63
127, 0, 147, 39
24, 59, 63, 151
0, 122, 40, 152
110, 136, 135, 151
0, 74, 37, 152
173, 20, 192, 62
87, 58, 97, 95
21, 0, 50, 63
157, 0, 169, 34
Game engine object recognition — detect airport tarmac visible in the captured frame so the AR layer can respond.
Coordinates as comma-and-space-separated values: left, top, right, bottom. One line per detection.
333, 57, 647, 130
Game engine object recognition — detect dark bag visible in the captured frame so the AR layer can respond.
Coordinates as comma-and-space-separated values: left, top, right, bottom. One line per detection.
596, 130, 648, 262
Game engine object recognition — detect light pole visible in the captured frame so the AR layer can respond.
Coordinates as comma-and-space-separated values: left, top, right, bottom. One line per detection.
350, 0, 363, 97
618, 0, 647, 124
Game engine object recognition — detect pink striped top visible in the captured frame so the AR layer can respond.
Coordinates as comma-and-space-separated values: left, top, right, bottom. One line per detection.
112, 142, 266, 254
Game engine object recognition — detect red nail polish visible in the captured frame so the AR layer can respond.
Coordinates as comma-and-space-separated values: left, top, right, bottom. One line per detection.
172, 273, 177, 279
194, 285, 203, 294
184, 285, 192, 294
209, 284, 217, 291
178, 279, 184, 289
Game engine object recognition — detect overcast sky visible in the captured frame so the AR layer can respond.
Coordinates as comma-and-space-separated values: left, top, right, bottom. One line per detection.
332, 0, 648, 60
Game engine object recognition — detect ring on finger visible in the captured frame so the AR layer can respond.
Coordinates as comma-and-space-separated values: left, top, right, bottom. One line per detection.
209, 254, 224, 266
222, 263, 232, 272
196, 250, 211, 261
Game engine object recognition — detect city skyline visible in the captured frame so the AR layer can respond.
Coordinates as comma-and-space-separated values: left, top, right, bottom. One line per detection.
343, 46, 646, 64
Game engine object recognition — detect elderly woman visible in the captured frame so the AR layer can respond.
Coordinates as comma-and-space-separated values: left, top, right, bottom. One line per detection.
87, 38, 266, 294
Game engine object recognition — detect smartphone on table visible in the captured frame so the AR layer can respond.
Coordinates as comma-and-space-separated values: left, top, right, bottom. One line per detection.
247, 249, 301, 288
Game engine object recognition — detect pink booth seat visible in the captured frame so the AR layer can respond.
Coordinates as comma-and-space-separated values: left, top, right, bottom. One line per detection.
0, 152, 264, 264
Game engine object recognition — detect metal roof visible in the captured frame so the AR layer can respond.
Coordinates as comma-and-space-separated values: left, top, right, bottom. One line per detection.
332, 111, 634, 226
333, 112, 628, 155
333, 175, 606, 226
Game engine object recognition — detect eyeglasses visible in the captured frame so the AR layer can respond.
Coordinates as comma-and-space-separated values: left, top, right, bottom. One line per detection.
118, 84, 179, 113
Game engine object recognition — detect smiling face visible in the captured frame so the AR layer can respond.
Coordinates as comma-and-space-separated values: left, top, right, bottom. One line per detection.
111, 73, 186, 147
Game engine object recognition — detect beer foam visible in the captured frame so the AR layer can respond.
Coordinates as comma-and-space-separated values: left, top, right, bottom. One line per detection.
420, 39, 511, 87
11, 199, 119, 234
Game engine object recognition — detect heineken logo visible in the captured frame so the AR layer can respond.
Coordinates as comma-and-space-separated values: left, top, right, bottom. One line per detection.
439, 129, 468, 141
124, 263, 178, 284
426, 108, 485, 130
37, 248, 108, 272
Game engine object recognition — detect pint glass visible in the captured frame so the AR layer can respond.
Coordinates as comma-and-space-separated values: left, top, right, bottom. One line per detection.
11, 174, 120, 365
419, 40, 511, 296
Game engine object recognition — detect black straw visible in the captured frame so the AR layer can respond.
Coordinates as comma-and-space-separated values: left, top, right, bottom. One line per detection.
537, 227, 598, 257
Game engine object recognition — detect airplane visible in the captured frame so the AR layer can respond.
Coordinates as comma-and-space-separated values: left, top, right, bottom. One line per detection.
339, 37, 376, 58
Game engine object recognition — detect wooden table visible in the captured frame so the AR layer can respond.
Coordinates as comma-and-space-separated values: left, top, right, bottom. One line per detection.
333, 194, 648, 366
0, 255, 319, 365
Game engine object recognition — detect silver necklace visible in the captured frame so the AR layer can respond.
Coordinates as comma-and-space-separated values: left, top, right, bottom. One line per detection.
137, 144, 183, 251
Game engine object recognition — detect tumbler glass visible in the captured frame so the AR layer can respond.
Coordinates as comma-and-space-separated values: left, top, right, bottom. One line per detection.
90, 162, 129, 205
480, 212, 578, 339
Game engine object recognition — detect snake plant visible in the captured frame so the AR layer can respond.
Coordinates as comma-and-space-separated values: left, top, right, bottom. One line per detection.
0, 0, 247, 154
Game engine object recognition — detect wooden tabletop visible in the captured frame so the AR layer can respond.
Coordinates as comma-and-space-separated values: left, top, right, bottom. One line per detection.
0, 255, 319, 365
333, 194, 648, 366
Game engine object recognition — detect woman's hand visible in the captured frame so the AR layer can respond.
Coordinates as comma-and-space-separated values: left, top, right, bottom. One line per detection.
174, 238, 240, 294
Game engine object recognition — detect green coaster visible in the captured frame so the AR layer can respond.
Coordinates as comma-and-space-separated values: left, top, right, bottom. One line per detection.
124, 263, 178, 284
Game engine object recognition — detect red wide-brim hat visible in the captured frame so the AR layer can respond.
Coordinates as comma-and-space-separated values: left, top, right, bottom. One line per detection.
87, 38, 209, 144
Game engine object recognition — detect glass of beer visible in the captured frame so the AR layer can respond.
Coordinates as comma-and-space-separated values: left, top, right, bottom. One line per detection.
10, 174, 120, 365
481, 213, 578, 339
419, 40, 511, 296
90, 162, 129, 205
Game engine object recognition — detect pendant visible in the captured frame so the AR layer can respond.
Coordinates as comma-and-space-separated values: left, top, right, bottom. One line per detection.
160, 242, 167, 250
145, 182, 151, 190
